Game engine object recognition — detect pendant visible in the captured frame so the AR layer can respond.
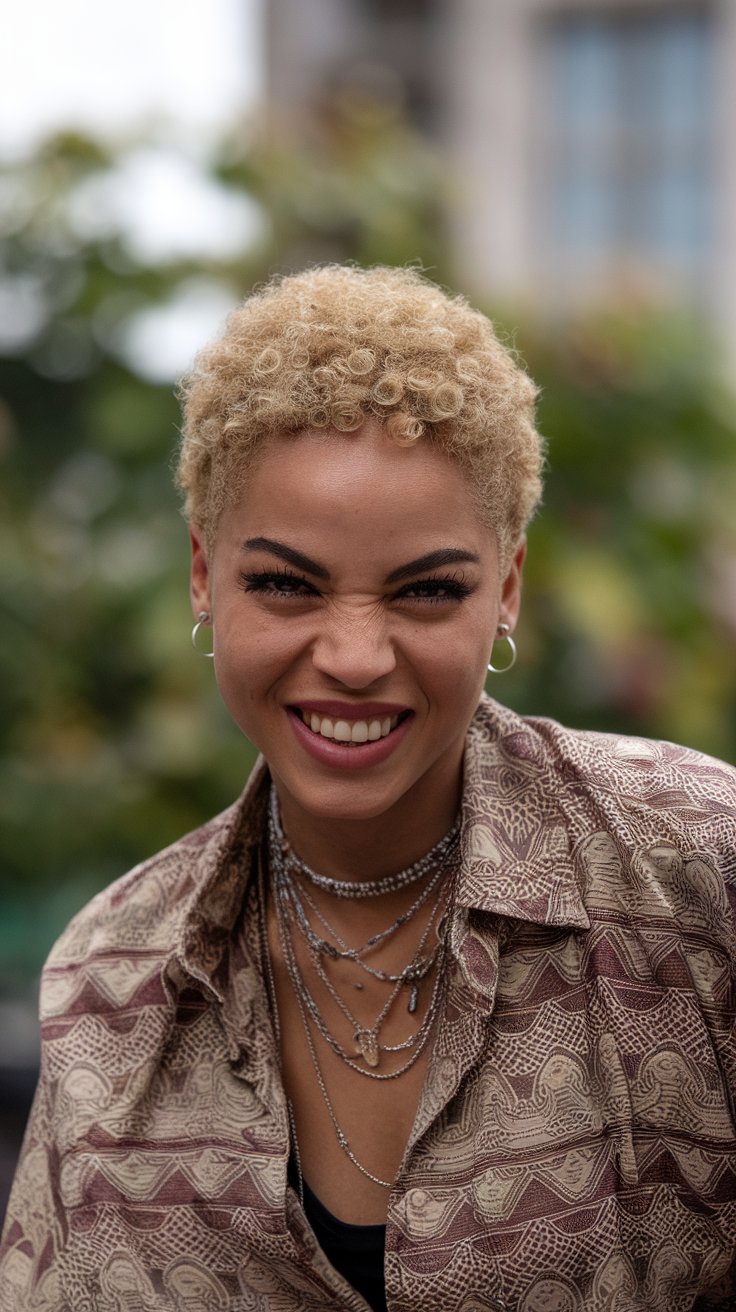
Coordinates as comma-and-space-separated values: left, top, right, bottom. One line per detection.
353, 1029, 380, 1067
408, 985, 418, 1014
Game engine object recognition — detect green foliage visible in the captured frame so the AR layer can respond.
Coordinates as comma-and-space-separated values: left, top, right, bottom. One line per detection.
220, 86, 448, 275
0, 138, 249, 987
0, 347, 259, 989
494, 316, 736, 761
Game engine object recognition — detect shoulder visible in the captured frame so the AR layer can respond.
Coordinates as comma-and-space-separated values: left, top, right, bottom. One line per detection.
473, 693, 736, 807
47, 800, 241, 969
471, 696, 736, 887
38, 792, 251, 1025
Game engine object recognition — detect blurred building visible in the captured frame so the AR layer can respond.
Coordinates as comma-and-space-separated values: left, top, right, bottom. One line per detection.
266, 0, 736, 369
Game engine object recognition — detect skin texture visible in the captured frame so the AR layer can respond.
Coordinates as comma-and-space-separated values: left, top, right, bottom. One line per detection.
190, 417, 524, 1223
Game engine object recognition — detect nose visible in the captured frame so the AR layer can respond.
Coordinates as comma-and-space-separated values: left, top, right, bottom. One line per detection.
310, 601, 397, 688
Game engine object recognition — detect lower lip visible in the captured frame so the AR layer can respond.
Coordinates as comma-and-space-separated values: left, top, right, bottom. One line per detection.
287, 708, 414, 771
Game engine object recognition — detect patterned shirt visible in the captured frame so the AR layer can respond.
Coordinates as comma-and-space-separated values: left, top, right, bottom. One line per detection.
3, 694, 736, 1312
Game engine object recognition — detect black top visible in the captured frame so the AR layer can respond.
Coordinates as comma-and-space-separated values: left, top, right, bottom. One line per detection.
298, 1171, 388, 1312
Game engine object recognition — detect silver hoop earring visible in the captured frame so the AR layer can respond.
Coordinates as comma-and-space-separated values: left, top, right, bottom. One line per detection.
487, 622, 517, 673
191, 611, 214, 658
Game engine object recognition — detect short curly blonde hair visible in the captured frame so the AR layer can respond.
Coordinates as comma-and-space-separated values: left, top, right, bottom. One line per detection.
177, 265, 543, 571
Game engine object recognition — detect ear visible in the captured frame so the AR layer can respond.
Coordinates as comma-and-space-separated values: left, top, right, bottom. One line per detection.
189, 525, 212, 618
499, 537, 527, 631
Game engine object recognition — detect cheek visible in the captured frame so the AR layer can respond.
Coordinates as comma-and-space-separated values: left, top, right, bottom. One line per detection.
400, 613, 491, 700
212, 605, 306, 711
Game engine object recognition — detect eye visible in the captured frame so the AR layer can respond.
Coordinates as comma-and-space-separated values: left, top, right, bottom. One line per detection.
395, 573, 474, 604
239, 568, 320, 599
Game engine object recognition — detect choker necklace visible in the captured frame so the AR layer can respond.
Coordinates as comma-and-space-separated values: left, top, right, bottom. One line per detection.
269, 785, 460, 898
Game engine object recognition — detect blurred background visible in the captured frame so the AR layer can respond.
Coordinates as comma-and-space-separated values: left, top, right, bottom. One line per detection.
3, 0, 736, 1219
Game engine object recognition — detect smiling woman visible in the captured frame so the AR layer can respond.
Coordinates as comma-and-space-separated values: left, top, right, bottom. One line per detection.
4, 267, 736, 1312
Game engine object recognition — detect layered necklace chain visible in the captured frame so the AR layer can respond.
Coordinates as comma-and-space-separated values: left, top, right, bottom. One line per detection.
267, 785, 459, 1188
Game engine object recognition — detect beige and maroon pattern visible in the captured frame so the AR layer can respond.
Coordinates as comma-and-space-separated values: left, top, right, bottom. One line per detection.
3, 694, 736, 1311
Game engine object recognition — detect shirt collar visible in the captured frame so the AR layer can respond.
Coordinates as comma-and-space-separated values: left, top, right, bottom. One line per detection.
175, 694, 590, 995
456, 694, 590, 930
174, 757, 271, 1000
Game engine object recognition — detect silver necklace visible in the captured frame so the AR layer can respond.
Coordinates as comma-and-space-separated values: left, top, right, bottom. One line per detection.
271, 881, 451, 1191
286, 940, 397, 1191
269, 785, 460, 898
269, 801, 453, 1068
275, 868, 448, 1069
257, 865, 307, 1208
264, 867, 393, 1189
276, 848, 445, 998
265, 797, 458, 1192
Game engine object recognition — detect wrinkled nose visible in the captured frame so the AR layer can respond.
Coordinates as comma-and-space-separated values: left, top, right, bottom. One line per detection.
310, 602, 396, 688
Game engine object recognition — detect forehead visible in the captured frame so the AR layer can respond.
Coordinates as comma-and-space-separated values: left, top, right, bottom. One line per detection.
229, 422, 493, 556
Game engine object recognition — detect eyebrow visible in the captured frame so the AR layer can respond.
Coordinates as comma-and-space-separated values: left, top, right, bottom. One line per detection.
241, 537, 331, 580
384, 548, 481, 584
241, 538, 481, 586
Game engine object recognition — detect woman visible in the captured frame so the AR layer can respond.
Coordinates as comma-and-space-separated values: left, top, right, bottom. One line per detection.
2, 265, 736, 1312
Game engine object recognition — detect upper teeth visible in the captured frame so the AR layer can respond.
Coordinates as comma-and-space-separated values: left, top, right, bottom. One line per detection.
307, 713, 398, 742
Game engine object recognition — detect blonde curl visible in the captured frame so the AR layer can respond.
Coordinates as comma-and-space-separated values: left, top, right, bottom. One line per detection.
407, 367, 442, 392
177, 265, 544, 571
372, 373, 405, 406
254, 347, 281, 376
429, 382, 464, 419
331, 401, 364, 432
386, 412, 424, 446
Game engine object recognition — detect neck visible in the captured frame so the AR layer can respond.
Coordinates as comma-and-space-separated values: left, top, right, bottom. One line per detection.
270, 749, 464, 887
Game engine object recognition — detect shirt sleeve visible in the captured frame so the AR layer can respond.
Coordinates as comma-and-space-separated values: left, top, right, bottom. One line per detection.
0, 1059, 66, 1310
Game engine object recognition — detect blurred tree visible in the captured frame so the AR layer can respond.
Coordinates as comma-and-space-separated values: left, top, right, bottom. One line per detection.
0, 136, 253, 988
500, 314, 736, 763
220, 76, 447, 276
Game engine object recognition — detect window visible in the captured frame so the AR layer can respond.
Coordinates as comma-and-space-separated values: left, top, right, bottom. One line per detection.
540, 6, 712, 297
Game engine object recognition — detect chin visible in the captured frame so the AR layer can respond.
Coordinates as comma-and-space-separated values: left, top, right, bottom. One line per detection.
274, 765, 416, 822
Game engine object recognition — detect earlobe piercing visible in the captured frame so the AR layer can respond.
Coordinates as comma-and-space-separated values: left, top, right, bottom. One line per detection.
487, 622, 517, 673
191, 611, 215, 658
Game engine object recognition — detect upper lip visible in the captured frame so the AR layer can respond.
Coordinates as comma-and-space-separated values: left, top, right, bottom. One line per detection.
291, 700, 412, 720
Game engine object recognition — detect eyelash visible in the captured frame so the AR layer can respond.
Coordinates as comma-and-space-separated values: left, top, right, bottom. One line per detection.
239, 568, 318, 598
396, 573, 473, 603
239, 568, 474, 604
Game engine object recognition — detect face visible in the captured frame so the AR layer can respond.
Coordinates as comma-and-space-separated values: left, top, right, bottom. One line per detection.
190, 419, 524, 825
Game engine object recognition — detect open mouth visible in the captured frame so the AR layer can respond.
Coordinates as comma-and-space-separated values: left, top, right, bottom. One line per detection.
293, 708, 411, 745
